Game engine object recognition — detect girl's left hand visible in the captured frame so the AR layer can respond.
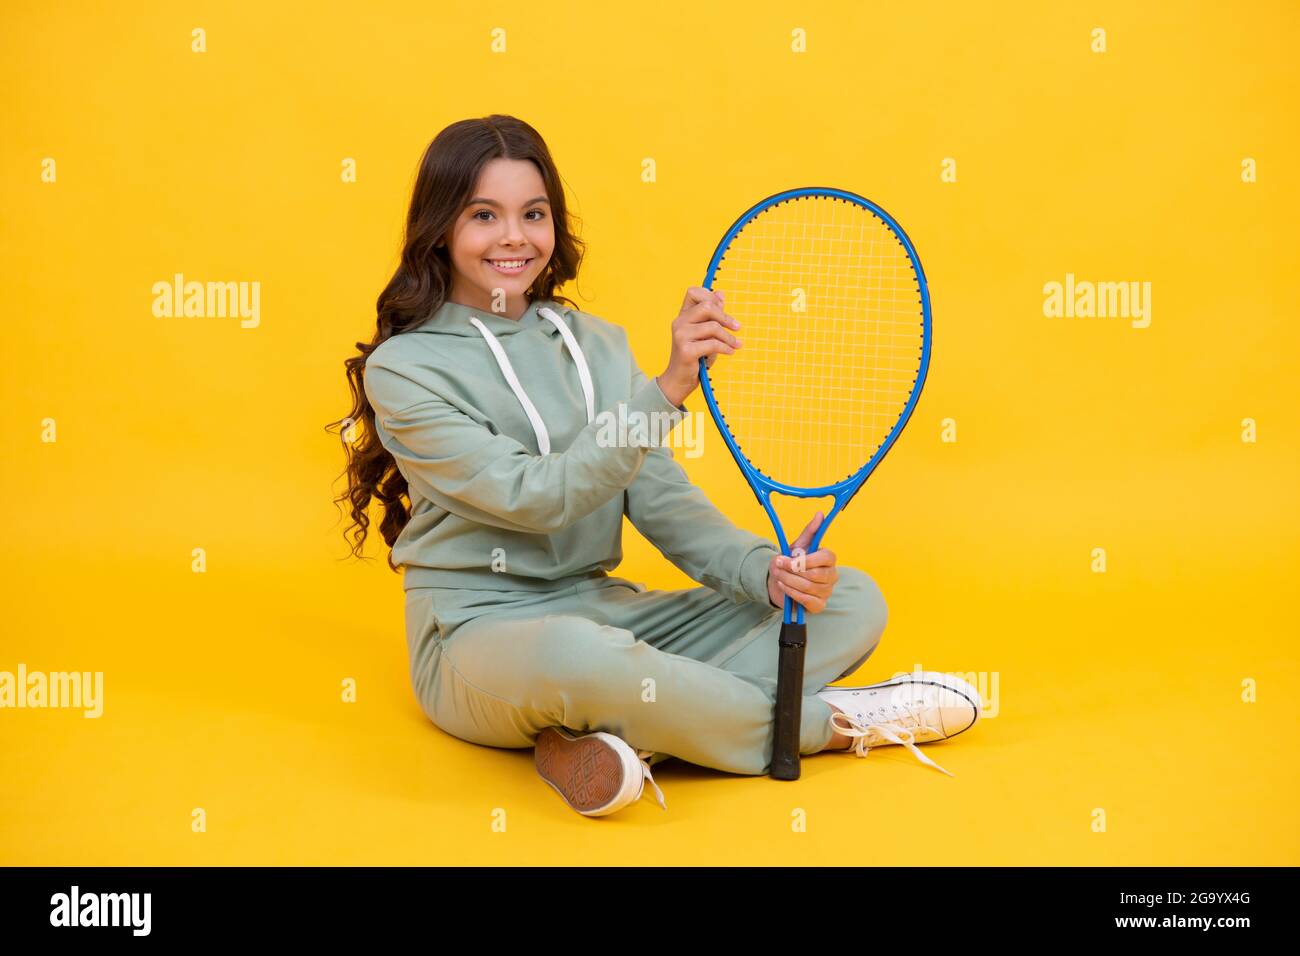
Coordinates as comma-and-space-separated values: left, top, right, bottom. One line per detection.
766, 511, 839, 613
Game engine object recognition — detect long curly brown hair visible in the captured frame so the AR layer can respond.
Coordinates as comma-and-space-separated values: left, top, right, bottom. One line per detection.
328, 115, 586, 569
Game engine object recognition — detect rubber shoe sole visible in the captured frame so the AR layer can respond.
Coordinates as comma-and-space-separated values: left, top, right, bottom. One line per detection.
534, 727, 666, 817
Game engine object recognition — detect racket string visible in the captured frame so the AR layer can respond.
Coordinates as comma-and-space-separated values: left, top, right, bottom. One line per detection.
709, 194, 926, 487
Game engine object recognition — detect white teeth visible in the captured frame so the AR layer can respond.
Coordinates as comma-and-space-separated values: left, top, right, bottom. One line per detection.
489, 259, 528, 267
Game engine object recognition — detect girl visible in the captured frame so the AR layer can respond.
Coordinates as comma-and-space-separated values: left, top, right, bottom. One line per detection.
334, 115, 981, 817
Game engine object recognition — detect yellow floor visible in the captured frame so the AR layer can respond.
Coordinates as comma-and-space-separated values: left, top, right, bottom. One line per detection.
4, 460, 1295, 865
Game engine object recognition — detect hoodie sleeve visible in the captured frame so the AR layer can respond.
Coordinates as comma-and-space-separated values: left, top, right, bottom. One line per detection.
364, 358, 689, 536
623, 360, 780, 607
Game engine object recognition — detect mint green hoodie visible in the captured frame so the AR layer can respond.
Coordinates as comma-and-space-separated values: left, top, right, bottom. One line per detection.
363, 296, 778, 604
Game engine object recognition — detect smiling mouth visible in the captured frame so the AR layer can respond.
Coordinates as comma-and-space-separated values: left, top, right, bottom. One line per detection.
485, 257, 534, 274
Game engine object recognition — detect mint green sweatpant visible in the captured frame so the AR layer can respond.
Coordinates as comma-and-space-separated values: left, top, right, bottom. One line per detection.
402, 566, 887, 776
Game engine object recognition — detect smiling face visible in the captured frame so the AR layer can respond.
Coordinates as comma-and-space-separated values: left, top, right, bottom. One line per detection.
442, 158, 555, 320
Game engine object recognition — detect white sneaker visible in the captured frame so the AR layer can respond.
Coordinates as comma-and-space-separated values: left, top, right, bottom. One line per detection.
816, 671, 982, 777
534, 726, 667, 817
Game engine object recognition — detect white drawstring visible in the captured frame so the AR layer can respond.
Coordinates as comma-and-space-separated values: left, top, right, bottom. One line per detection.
468, 307, 595, 457
469, 316, 554, 454
539, 306, 595, 424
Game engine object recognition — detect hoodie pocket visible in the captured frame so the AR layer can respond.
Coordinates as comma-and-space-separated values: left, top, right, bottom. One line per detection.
404, 588, 451, 708
405, 588, 445, 644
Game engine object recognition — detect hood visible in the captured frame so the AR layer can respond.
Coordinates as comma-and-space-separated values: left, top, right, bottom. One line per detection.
412, 297, 566, 338
414, 297, 595, 456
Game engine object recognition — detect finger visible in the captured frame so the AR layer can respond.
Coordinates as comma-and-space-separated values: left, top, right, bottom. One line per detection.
685, 309, 740, 339
787, 548, 807, 573
686, 338, 737, 361
776, 564, 834, 586
778, 578, 827, 614
774, 564, 837, 587
684, 319, 742, 349
683, 286, 722, 309
686, 300, 740, 330
790, 512, 821, 541
791, 511, 824, 550
797, 547, 836, 570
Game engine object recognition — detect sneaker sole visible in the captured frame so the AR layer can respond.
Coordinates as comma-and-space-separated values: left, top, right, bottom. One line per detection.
534, 727, 639, 817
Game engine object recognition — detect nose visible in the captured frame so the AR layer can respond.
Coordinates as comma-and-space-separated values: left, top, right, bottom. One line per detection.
499, 214, 527, 247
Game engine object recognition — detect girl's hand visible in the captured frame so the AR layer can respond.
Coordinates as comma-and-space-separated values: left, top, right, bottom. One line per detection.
767, 512, 840, 613
655, 286, 742, 406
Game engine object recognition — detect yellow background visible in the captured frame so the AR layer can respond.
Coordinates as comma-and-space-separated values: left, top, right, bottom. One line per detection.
3, 0, 1297, 865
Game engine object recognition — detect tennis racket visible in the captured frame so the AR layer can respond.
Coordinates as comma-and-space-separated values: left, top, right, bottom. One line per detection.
697, 186, 932, 780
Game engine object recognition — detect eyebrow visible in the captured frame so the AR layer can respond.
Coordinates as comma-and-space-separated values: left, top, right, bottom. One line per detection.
467, 196, 550, 208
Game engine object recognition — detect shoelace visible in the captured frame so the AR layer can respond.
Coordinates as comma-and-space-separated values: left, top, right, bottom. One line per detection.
830, 703, 956, 777
634, 749, 668, 810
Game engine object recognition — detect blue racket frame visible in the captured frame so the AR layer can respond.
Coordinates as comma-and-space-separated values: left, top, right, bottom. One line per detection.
698, 186, 933, 627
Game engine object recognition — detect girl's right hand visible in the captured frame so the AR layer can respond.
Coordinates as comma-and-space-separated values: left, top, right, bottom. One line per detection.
655, 287, 743, 406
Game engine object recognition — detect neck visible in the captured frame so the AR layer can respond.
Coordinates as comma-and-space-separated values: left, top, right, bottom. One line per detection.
447, 285, 532, 321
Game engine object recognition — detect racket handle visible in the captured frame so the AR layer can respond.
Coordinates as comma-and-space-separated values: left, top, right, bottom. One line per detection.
771, 621, 807, 780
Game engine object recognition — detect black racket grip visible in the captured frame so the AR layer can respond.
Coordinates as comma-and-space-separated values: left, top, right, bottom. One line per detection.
770, 621, 807, 780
